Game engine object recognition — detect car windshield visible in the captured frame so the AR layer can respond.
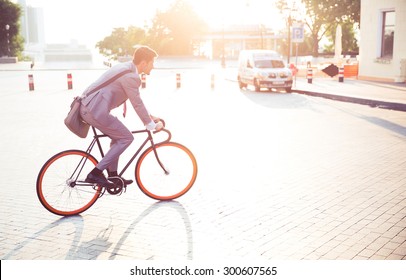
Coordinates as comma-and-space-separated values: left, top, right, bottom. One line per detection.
255, 60, 285, 69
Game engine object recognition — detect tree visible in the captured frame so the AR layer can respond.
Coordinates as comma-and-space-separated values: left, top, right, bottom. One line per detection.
96, 0, 206, 58
147, 0, 207, 55
276, 0, 360, 56
303, 0, 360, 56
0, 0, 24, 57
96, 26, 147, 59
147, 9, 173, 55
323, 21, 359, 55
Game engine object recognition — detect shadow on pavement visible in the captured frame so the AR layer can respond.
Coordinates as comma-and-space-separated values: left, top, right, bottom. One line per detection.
361, 116, 406, 137
241, 88, 320, 111
2, 201, 193, 260
2, 216, 84, 260
109, 201, 193, 260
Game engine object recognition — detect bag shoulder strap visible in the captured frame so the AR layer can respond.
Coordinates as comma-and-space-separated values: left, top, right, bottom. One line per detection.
83, 69, 133, 98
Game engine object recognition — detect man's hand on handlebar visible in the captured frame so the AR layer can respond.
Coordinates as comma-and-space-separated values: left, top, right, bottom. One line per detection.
150, 115, 165, 131
146, 116, 164, 131
154, 121, 164, 131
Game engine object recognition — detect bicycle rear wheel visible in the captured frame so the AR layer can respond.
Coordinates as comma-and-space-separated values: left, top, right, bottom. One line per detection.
135, 142, 198, 200
36, 150, 101, 216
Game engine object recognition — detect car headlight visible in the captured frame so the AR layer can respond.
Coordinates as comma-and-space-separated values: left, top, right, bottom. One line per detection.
280, 72, 292, 80
257, 72, 269, 79
268, 73, 277, 78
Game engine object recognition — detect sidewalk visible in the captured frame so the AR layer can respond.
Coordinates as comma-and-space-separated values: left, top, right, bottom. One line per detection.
293, 77, 406, 111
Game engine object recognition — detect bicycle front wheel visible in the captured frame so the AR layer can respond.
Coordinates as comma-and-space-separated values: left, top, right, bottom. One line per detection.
135, 142, 198, 200
36, 150, 102, 216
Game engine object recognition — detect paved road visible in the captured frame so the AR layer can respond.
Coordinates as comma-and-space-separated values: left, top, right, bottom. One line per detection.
0, 68, 405, 262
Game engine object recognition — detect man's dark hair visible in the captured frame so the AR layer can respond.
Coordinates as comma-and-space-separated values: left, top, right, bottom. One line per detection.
133, 45, 158, 64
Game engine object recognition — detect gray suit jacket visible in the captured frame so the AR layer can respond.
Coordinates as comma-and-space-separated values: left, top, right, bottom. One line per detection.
81, 61, 151, 125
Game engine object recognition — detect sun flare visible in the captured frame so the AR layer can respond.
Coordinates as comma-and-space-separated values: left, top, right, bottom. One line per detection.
25, 0, 285, 46
192, 0, 285, 30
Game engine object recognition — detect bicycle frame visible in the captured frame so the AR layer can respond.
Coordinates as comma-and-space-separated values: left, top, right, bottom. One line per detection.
82, 126, 172, 179
37, 118, 197, 216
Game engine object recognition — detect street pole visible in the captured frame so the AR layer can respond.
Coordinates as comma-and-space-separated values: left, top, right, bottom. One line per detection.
5, 24, 10, 57
221, 23, 226, 68
287, 15, 291, 64
295, 42, 298, 87
260, 24, 264, 49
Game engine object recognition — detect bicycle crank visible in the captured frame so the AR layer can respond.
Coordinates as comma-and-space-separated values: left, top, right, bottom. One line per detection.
106, 177, 126, 195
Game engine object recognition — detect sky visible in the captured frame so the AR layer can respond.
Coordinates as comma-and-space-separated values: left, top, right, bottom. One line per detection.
23, 0, 285, 47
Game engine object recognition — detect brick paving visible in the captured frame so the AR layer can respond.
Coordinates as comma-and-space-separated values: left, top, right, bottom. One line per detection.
0, 67, 405, 261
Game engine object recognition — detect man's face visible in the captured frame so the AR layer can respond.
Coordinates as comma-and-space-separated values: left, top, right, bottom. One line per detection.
142, 59, 154, 75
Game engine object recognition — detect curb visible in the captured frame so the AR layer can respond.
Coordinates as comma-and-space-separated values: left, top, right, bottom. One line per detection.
293, 89, 406, 112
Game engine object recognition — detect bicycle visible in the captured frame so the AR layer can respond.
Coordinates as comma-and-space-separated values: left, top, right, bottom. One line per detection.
36, 122, 198, 216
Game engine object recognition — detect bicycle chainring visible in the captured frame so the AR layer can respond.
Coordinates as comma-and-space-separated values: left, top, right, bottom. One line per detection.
106, 177, 126, 195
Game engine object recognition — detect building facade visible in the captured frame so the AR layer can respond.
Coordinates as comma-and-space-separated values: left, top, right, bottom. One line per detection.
196, 25, 285, 60
18, 0, 92, 65
19, 0, 45, 46
359, 0, 406, 82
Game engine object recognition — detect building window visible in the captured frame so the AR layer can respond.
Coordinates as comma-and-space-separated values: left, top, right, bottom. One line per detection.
381, 10, 395, 58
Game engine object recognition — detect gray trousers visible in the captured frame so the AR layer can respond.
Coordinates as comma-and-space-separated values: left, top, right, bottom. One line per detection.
80, 103, 134, 172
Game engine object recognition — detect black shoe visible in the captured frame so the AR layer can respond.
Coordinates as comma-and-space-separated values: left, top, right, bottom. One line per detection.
85, 173, 115, 188
108, 176, 133, 186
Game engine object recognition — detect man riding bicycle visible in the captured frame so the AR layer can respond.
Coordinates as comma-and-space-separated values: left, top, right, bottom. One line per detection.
80, 45, 163, 188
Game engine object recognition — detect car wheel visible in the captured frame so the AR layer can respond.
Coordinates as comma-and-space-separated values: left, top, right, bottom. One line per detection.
254, 79, 261, 92
238, 76, 246, 89
285, 87, 292, 93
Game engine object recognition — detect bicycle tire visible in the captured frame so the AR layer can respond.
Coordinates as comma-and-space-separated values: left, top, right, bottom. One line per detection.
135, 142, 198, 200
36, 150, 101, 216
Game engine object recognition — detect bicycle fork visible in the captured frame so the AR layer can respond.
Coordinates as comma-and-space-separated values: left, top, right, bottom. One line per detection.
152, 148, 170, 175
149, 132, 170, 175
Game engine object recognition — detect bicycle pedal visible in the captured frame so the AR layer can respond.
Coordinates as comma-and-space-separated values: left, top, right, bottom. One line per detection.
108, 176, 125, 186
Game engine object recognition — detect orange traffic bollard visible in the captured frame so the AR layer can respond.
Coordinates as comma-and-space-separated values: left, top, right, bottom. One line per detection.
28, 74, 34, 91
338, 67, 344, 82
307, 68, 313, 84
67, 73, 73, 90
141, 74, 146, 88
176, 73, 181, 88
